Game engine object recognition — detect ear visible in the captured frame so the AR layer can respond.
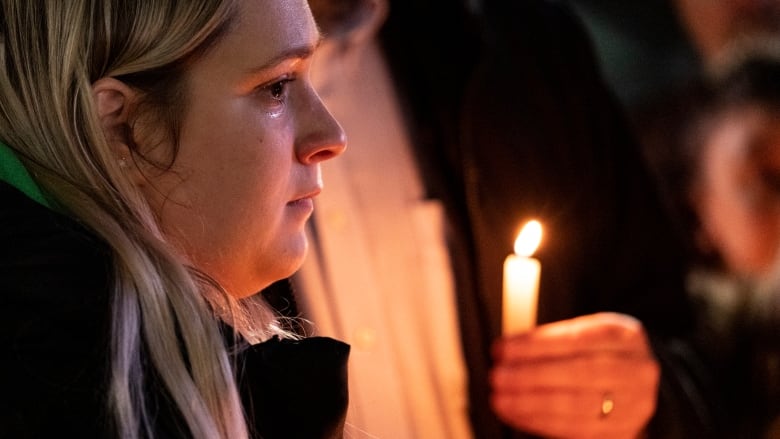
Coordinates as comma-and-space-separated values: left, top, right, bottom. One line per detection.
92, 77, 145, 185
93, 77, 134, 152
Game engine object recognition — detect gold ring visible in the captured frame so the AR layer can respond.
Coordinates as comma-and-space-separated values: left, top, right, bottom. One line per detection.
601, 393, 614, 417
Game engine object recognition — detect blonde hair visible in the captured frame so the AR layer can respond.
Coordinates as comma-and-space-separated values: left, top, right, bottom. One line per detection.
0, 1, 291, 437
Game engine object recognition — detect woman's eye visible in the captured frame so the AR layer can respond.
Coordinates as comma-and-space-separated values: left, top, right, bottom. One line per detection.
259, 77, 293, 103
269, 80, 288, 100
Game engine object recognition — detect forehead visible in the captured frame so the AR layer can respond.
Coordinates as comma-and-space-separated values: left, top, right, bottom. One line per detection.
211, 0, 319, 70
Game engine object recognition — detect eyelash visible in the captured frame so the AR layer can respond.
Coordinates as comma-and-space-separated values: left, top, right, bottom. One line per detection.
257, 76, 295, 105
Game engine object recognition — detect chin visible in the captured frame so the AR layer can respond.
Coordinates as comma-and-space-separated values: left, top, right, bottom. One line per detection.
285, 231, 310, 268
268, 236, 309, 280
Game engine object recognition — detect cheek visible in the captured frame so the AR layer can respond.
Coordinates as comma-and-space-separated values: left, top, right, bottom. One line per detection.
173, 171, 294, 298
739, 204, 780, 272
146, 135, 288, 253
204, 144, 292, 239
700, 186, 780, 275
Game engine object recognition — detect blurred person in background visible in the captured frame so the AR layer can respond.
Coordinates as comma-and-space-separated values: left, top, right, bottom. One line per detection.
641, 40, 780, 438
673, 0, 780, 65
298, 0, 718, 437
567, 0, 780, 123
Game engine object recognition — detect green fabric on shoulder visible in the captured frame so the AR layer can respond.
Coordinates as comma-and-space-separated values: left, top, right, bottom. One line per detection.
0, 141, 52, 208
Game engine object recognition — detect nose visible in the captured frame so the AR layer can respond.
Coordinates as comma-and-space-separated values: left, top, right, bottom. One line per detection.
296, 91, 347, 165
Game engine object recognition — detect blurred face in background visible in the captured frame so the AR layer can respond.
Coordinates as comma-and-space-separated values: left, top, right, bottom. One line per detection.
308, 0, 387, 98
674, 0, 780, 62
692, 105, 780, 279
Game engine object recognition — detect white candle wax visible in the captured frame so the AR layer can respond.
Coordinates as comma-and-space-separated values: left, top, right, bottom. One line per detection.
502, 220, 542, 335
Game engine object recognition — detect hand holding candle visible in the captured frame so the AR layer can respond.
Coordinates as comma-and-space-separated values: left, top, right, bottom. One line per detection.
502, 220, 542, 335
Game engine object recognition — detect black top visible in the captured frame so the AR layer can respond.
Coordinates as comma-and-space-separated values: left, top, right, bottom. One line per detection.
0, 181, 349, 438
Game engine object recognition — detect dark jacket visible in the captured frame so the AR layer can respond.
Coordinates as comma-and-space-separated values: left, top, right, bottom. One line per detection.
378, 0, 721, 437
0, 181, 349, 438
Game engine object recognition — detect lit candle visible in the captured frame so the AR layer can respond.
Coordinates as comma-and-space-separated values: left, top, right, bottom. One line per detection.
502, 220, 542, 335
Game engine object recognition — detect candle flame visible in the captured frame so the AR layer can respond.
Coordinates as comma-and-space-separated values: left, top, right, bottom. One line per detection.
514, 220, 542, 257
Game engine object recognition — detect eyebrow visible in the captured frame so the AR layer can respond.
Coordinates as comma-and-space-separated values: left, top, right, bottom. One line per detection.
243, 37, 324, 75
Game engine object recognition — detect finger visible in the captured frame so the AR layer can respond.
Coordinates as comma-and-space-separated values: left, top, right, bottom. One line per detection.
491, 387, 655, 439
494, 313, 652, 361
491, 353, 660, 393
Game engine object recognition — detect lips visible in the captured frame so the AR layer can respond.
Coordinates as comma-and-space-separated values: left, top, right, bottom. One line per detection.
287, 197, 313, 211
288, 187, 321, 205
287, 185, 321, 217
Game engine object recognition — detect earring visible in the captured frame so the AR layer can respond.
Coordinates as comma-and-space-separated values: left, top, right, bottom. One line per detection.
118, 156, 129, 168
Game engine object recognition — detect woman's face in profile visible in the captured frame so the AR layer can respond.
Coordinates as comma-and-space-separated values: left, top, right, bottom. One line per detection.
694, 106, 780, 278
138, 0, 345, 298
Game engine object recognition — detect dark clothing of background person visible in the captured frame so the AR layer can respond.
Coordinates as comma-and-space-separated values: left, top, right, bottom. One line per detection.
376, 0, 720, 437
0, 180, 350, 439
636, 52, 780, 439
